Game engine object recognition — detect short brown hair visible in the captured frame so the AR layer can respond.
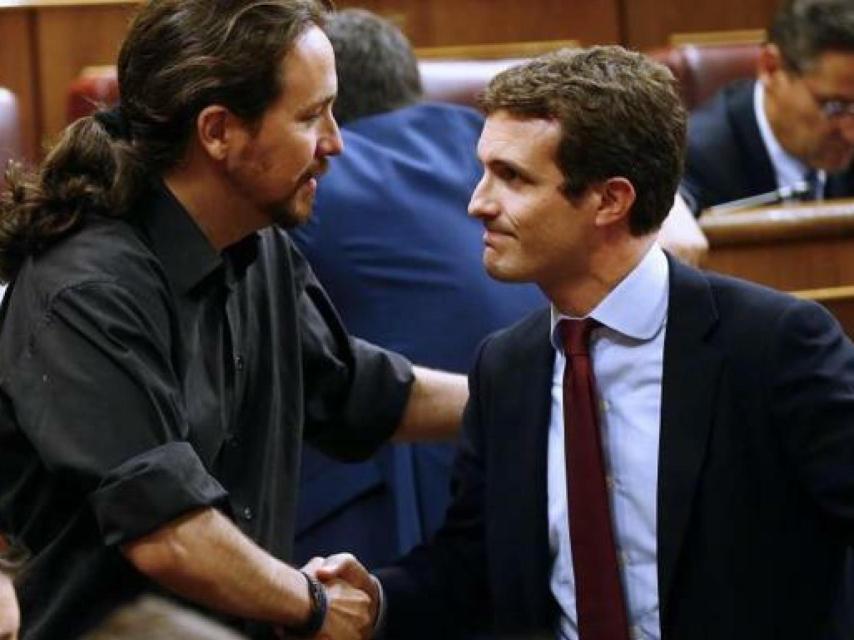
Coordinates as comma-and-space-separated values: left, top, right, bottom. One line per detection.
324, 9, 422, 125
84, 596, 247, 639
770, 0, 854, 72
480, 45, 686, 235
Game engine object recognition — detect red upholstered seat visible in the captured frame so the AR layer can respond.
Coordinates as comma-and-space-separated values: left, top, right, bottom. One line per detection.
66, 66, 120, 124
64, 43, 762, 126
418, 59, 524, 108
64, 60, 520, 121
649, 42, 761, 110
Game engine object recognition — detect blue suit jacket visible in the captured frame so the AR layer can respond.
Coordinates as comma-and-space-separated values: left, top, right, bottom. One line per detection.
682, 80, 854, 214
291, 103, 545, 568
378, 257, 854, 640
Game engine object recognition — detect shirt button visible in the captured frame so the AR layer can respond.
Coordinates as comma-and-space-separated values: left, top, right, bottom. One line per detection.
632, 625, 643, 639
601, 398, 610, 412
234, 355, 245, 371
242, 506, 253, 521
605, 474, 615, 490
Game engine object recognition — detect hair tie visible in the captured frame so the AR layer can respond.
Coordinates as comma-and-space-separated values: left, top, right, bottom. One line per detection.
93, 106, 132, 141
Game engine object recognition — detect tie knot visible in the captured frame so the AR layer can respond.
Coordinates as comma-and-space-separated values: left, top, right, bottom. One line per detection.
562, 318, 596, 356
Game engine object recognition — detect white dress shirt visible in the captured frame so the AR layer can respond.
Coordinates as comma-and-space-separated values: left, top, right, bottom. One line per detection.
754, 81, 826, 199
548, 245, 669, 640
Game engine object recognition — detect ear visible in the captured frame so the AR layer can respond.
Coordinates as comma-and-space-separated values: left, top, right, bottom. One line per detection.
758, 43, 784, 87
592, 177, 635, 227
195, 105, 243, 162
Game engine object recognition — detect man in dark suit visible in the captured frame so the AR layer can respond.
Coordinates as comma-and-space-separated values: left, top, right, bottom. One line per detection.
291, 9, 545, 570
682, 0, 854, 214
309, 45, 854, 640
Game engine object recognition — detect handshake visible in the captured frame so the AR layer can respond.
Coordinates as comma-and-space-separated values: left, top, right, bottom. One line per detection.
287, 553, 381, 640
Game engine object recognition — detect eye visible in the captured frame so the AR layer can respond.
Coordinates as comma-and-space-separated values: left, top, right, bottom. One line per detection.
496, 164, 522, 183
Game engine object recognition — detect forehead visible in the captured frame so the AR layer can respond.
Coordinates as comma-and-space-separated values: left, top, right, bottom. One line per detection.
478, 111, 563, 167
278, 25, 337, 109
803, 51, 854, 98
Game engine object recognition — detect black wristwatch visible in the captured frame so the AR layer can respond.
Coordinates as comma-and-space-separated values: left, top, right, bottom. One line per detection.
283, 571, 328, 637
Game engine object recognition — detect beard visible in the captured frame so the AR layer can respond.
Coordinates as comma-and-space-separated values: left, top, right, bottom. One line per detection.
260, 158, 330, 230
268, 192, 309, 229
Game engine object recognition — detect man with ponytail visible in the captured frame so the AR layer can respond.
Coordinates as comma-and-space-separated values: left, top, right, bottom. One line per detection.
0, 1, 467, 638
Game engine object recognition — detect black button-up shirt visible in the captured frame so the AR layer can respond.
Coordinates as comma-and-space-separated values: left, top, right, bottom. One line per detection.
0, 182, 413, 639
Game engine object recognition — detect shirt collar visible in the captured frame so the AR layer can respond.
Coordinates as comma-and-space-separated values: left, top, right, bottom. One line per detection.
753, 81, 826, 193
549, 244, 669, 351
138, 180, 259, 294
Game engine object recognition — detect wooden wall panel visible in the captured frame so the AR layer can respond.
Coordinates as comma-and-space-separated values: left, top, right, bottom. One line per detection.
337, 0, 621, 47
34, 2, 136, 148
0, 8, 38, 160
620, 0, 779, 51
0, 0, 791, 160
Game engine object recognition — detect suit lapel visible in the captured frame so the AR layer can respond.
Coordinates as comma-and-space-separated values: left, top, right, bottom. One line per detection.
657, 258, 723, 626
727, 82, 777, 196
498, 310, 556, 623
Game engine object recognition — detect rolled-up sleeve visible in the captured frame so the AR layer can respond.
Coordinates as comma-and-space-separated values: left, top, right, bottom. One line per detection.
8, 279, 225, 545
299, 268, 414, 461
90, 441, 227, 545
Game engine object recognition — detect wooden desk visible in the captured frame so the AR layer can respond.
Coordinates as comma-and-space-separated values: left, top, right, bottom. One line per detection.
700, 200, 854, 291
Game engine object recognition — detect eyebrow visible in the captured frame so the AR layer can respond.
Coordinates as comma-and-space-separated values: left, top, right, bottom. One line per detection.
486, 157, 533, 180
298, 92, 336, 115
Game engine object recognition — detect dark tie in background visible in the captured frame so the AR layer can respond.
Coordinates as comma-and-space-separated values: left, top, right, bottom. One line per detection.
562, 319, 630, 640
802, 169, 822, 202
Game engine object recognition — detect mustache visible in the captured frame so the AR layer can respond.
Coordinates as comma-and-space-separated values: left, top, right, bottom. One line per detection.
299, 159, 330, 185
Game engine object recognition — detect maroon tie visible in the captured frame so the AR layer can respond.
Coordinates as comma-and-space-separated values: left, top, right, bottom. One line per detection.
562, 319, 630, 640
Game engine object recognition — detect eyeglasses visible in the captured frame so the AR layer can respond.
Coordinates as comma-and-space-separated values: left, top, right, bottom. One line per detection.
787, 68, 854, 120
818, 99, 854, 119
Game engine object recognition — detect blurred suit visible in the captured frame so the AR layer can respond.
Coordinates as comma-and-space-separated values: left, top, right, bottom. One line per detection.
291, 102, 545, 568
682, 80, 854, 213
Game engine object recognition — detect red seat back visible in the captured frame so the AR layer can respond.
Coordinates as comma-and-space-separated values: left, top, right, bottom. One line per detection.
650, 42, 761, 110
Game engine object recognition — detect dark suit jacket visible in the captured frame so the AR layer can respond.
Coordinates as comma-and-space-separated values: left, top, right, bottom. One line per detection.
378, 257, 854, 640
291, 103, 544, 568
682, 80, 854, 213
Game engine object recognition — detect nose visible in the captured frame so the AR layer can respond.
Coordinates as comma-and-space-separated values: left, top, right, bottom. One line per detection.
318, 112, 344, 157
468, 173, 499, 220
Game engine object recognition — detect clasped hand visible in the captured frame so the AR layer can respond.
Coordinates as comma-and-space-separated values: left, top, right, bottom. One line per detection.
301, 553, 380, 640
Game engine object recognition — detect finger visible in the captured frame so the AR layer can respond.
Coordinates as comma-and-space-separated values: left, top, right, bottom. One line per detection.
300, 555, 325, 577
315, 553, 363, 582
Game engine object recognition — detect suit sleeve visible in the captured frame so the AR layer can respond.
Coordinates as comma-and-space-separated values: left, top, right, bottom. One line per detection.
375, 337, 493, 639
771, 299, 854, 537
295, 247, 414, 462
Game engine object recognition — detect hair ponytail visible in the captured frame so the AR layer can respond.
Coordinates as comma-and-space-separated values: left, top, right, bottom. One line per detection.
0, 114, 146, 282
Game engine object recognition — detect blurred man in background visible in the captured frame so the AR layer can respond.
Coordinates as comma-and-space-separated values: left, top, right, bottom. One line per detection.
683, 0, 854, 213
292, 8, 545, 569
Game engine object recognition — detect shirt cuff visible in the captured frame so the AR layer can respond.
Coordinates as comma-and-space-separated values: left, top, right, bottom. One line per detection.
370, 574, 387, 639
89, 441, 228, 545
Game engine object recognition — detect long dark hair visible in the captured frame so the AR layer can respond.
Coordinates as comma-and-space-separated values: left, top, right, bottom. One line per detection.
0, 0, 328, 282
